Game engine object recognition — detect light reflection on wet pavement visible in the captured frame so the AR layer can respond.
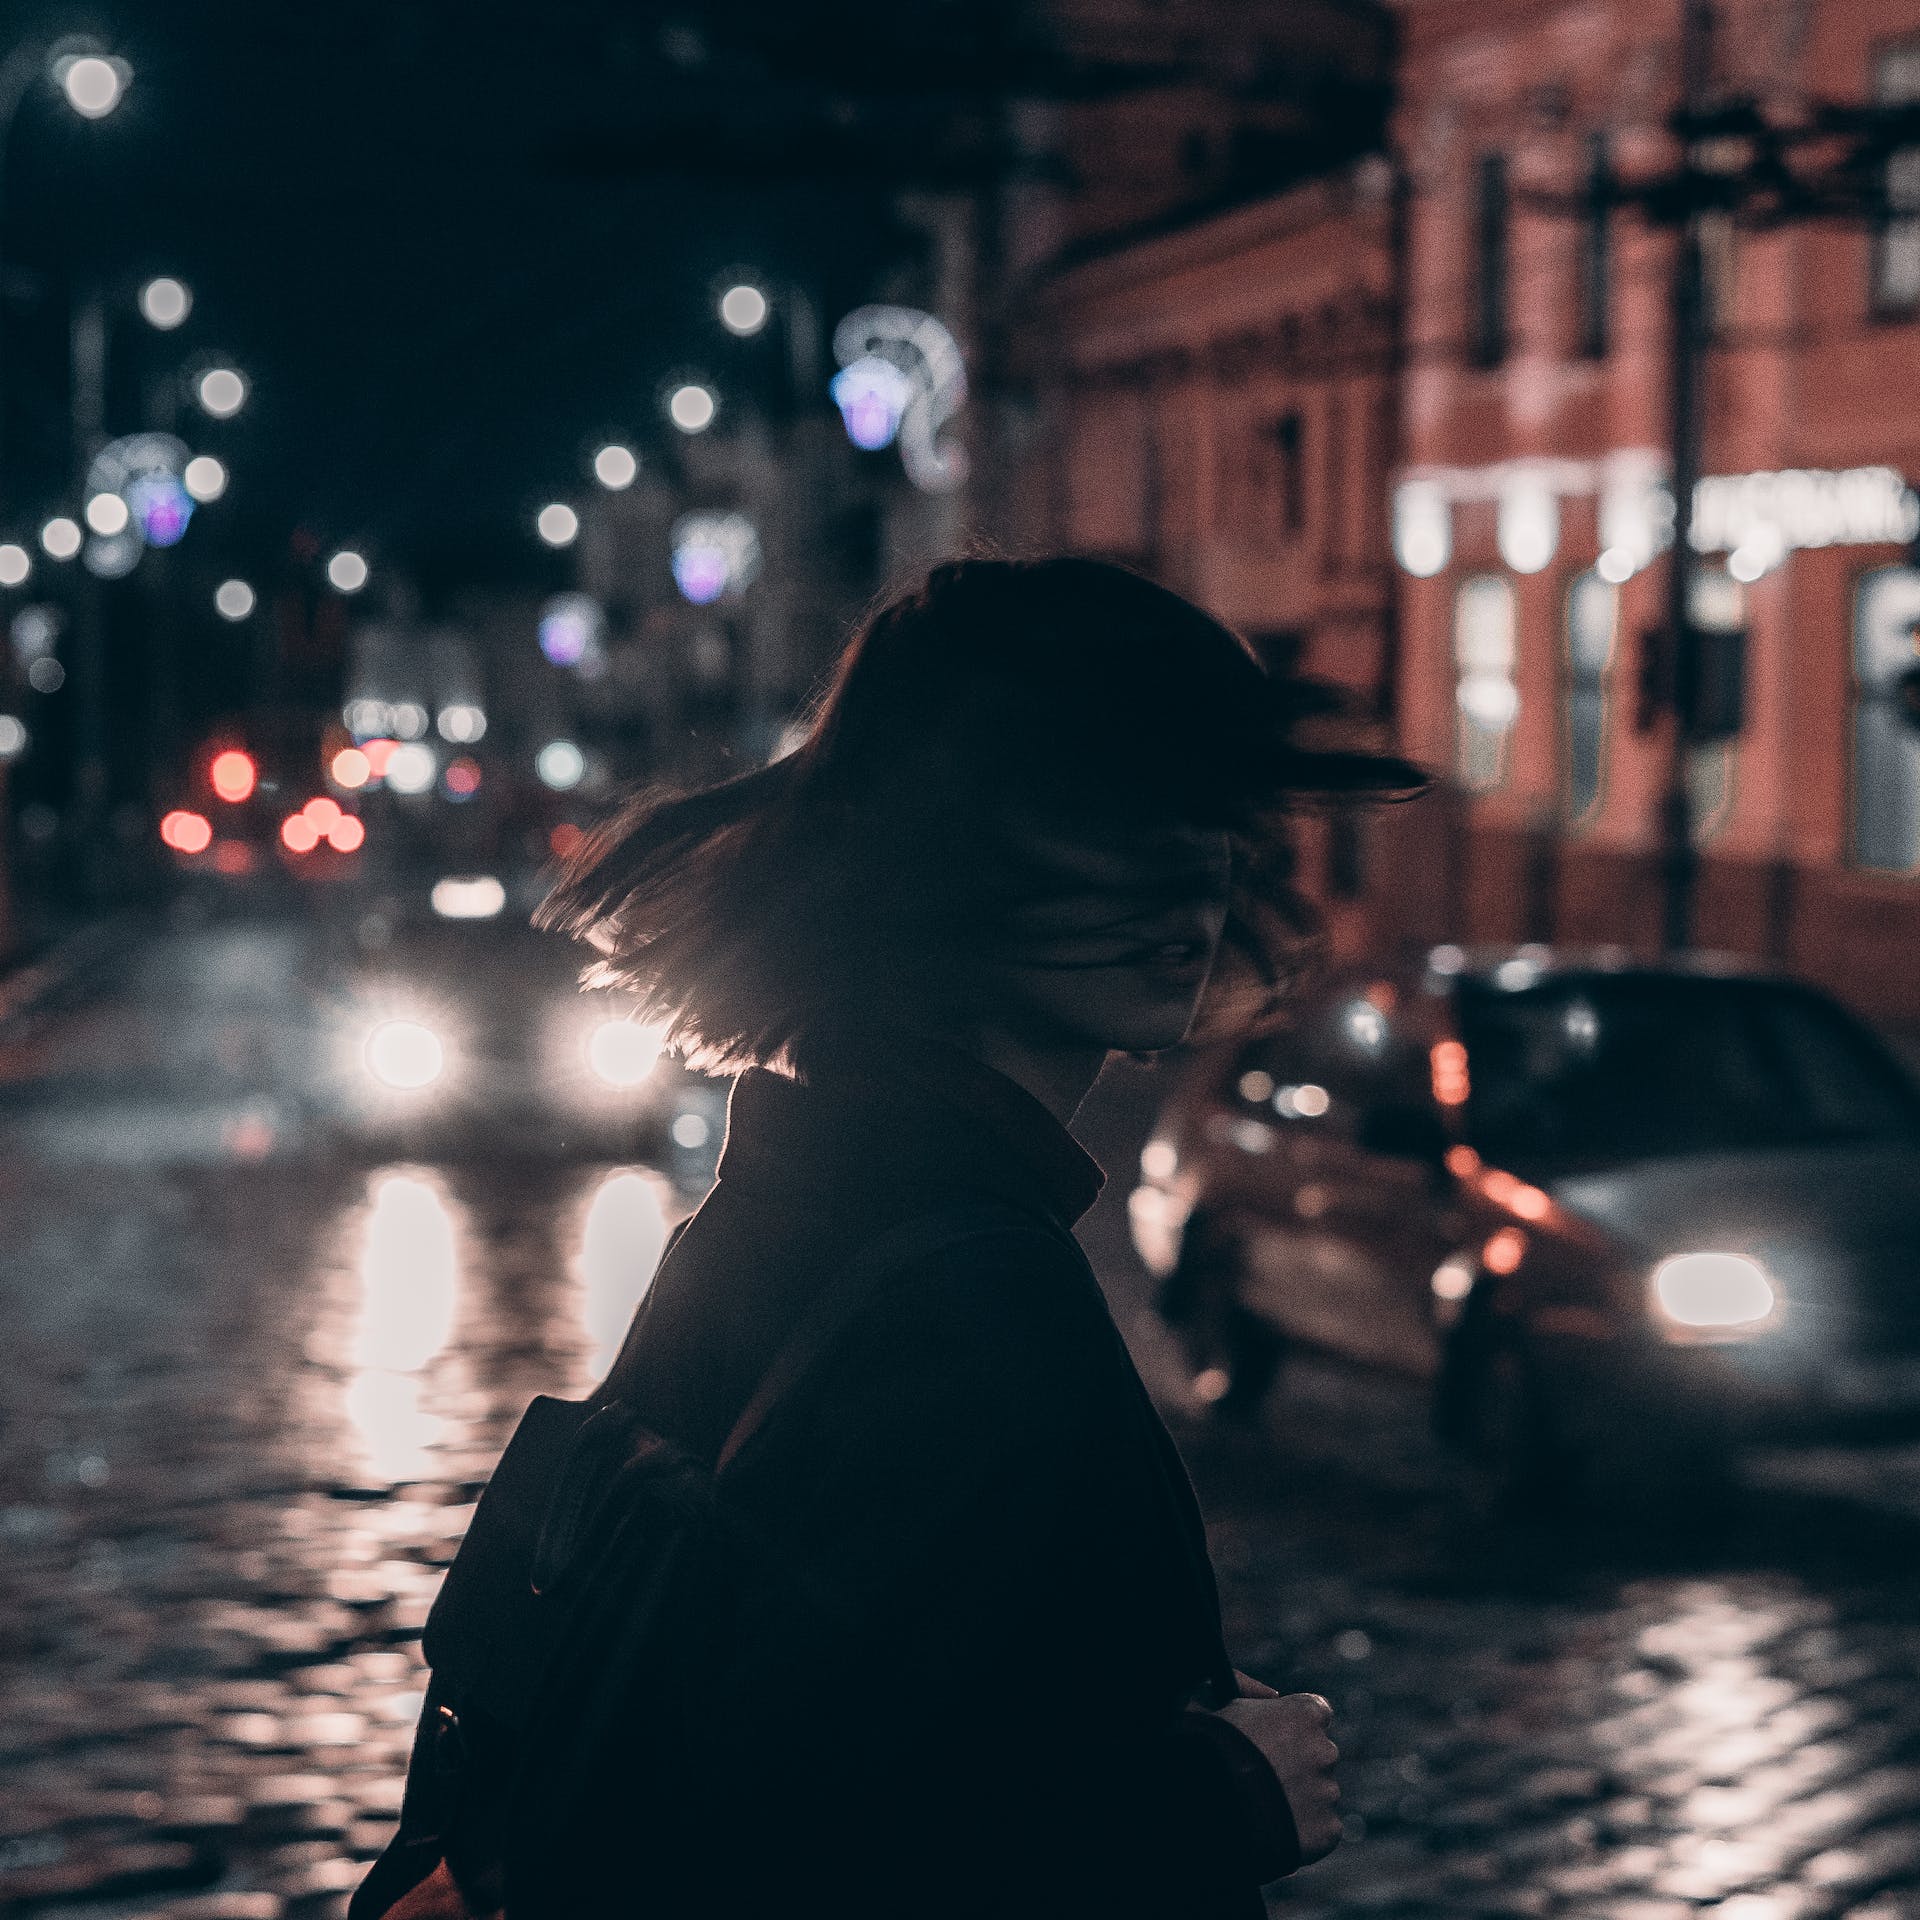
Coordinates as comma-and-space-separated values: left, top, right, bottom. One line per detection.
2, 916, 1918, 1919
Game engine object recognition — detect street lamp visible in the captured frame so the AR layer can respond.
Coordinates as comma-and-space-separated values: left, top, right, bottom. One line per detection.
182, 454, 226, 502
592, 443, 637, 490
39, 516, 81, 560
666, 382, 717, 434
139, 277, 191, 330
83, 492, 129, 536
536, 502, 579, 547
196, 367, 247, 419
55, 53, 129, 120
718, 283, 770, 337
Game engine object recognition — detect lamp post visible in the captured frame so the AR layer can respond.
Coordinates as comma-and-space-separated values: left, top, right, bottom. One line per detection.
0, 40, 131, 493
0, 40, 130, 919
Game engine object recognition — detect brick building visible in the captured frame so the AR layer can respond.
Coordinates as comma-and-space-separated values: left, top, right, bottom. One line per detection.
1023, 166, 1402, 941
1027, 0, 1920, 1021
1389, 0, 1920, 1020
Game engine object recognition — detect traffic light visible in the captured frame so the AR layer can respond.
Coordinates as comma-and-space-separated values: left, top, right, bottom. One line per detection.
1633, 620, 1746, 741
1683, 622, 1746, 743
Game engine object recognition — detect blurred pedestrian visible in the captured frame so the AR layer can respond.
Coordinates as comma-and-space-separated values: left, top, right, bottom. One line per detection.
356, 556, 1420, 1920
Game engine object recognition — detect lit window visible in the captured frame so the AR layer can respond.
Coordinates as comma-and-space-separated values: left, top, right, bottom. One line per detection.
1563, 571, 1618, 826
1875, 43, 1920, 314
1850, 567, 1920, 872
1453, 575, 1518, 793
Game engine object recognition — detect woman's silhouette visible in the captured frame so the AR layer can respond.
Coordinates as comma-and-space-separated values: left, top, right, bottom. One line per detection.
371, 556, 1419, 1920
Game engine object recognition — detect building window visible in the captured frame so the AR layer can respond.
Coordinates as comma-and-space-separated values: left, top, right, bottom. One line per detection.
1272, 411, 1305, 535
1851, 566, 1920, 872
1577, 133, 1611, 359
1471, 153, 1509, 369
1323, 392, 1346, 562
1563, 570, 1617, 824
1875, 43, 1920, 314
1454, 574, 1518, 792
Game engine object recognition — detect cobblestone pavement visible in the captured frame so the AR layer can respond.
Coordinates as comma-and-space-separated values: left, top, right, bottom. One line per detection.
3, 914, 1918, 1920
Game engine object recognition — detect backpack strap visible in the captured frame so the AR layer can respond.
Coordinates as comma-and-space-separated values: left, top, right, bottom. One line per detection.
715, 1201, 1067, 1476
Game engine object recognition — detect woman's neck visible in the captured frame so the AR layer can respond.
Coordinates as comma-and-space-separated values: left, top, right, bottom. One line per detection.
960, 1025, 1110, 1128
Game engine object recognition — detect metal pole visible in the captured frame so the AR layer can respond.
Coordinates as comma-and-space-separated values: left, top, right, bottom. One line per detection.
70, 284, 108, 896
0, 43, 47, 507
1660, 0, 1715, 954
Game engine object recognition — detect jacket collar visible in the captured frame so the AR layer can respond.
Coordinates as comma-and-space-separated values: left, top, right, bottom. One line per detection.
716, 1031, 1106, 1231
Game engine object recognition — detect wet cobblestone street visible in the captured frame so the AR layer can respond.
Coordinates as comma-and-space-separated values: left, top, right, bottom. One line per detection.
3, 916, 1919, 1919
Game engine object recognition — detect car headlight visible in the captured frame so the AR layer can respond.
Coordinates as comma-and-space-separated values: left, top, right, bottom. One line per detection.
364, 1018, 446, 1091
1650, 1251, 1776, 1332
586, 1018, 665, 1089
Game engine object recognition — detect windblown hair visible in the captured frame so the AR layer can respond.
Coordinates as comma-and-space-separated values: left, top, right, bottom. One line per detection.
537, 556, 1423, 1073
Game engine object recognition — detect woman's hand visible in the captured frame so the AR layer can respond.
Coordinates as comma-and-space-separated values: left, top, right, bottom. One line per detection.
1215, 1672, 1342, 1865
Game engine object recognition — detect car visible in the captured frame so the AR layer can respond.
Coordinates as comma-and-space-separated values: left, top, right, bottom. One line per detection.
309, 883, 727, 1171
1132, 946, 1920, 1501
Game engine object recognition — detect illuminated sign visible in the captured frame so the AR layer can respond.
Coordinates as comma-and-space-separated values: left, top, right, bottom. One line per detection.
830, 305, 967, 493
670, 512, 760, 606
1394, 455, 1920, 578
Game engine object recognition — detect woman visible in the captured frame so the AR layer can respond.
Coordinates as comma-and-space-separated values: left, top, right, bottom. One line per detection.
372, 557, 1418, 1919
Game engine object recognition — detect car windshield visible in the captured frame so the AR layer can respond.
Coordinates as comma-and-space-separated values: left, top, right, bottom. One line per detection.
1457, 973, 1920, 1168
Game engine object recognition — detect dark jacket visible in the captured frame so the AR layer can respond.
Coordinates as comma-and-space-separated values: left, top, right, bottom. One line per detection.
580, 1033, 1296, 1918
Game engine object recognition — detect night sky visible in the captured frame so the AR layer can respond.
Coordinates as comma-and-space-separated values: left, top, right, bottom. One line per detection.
1, 2, 953, 601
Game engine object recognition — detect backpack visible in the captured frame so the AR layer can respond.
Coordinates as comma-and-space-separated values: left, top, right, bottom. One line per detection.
351, 1201, 1061, 1920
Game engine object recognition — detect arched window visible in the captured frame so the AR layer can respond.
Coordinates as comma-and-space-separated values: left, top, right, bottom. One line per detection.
1851, 567, 1920, 872
1454, 574, 1517, 793
1562, 570, 1617, 825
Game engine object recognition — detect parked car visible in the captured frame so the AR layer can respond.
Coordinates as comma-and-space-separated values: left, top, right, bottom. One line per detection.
1132, 946, 1920, 1499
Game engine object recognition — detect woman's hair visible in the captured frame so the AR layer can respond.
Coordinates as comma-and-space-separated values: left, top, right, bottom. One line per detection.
536, 556, 1423, 1073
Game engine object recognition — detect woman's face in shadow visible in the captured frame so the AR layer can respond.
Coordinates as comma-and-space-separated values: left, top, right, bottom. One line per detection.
988, 814, 1235, 1055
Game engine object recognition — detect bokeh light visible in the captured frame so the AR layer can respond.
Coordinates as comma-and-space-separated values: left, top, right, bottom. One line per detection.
0, 545, 29, 587
0, 715, 26, 761
719, 283, 770, 336
536, 740, 586, 791
197, 368, 247, 418
385, 743, 436, 795
667, 383, 716, 433
331, 747, 371, 789
161, 809, 213, 854
182, 455, 227, 502
85, 493, 130, 537
592, 444, 637, 490
139, 277, 191, 329
587, 1019, 666, 1089
60, 55, 126, 119
210, 750, 257, 803
436, 703, 486, 744
327, 550, 369, 593
40, 518, 81, 561
214, 579, 255, 620
364, 1020, 445, 1091
536, 502, 579, 548
430, 876, 506, 921
129, 472, 193, 547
